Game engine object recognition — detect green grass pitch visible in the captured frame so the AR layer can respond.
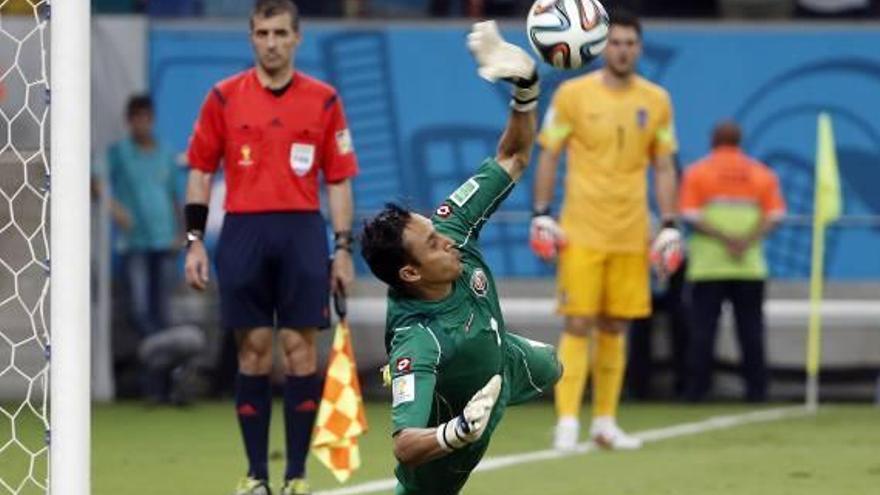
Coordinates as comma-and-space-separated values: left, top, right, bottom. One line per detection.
1, 401, 878, 494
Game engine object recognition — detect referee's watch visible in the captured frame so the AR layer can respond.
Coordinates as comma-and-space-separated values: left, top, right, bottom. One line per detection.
185, 230, 203, 249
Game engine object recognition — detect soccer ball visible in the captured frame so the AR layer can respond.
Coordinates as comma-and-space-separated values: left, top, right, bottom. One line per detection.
526, 0, 610, 70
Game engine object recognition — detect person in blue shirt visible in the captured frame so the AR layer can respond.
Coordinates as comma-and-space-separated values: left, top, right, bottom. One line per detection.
103, 94, 182, 402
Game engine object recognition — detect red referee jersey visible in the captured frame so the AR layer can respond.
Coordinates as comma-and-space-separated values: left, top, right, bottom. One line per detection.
187, 69, 358, 213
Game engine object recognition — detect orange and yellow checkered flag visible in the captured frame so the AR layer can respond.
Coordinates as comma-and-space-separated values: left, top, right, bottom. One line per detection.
311, 296, 368, 483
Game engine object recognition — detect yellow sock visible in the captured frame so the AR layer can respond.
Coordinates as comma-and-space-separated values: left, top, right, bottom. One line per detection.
554, 332, 590, 419
592, 331, 626, 418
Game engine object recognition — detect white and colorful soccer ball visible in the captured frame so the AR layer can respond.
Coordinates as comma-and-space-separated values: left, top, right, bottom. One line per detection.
526, 0, 610, 70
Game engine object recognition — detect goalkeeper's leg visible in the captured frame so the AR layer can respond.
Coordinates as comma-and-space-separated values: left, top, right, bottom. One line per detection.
505, 332, 562, 406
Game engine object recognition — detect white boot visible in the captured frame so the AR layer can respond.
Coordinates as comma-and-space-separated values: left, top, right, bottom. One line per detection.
590, 416, 643, 450
553, 416, 580, 452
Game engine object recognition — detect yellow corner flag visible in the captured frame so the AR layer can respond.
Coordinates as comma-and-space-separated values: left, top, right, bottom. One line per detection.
815, 114, 842, 224
312, 300, 368, 483
806, 112, 843, 410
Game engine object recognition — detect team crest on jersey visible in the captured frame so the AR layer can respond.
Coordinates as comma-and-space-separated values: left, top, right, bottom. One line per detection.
637, 108, 648, 129
470, 269, 489, 297
436, 204, 452, 218
395, 357, 412, 373
238, 144, 254, 167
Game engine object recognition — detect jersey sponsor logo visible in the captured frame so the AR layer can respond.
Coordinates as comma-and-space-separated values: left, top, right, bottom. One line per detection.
450, 178, 480, 207
470, 269, 489, 297
238, 144, 254, 167
392, 373, 415, 407
290, 142, 316, 176
335, 129, 354, 155
637, 107, 648, 129
396, 357, 412, 373
436, 204, 452, 218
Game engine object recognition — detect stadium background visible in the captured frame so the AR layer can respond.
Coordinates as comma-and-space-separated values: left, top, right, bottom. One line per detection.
103, 15, 880, 399
0, 1, 879, 493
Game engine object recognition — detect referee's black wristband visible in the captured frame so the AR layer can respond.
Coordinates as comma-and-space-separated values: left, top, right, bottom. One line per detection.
184, 203, 209, 235
334, 230, 354, 253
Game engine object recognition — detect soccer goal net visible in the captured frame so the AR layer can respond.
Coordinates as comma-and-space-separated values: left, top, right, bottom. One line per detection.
0, 1, 90, 494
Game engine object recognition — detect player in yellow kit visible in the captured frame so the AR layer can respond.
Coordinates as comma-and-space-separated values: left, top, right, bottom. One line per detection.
530, 11, 683, 451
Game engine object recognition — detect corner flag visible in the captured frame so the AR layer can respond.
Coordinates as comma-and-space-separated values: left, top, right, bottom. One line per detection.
806, 112, 843, 410
312, 295, 368, 483
815, 114, 842, 224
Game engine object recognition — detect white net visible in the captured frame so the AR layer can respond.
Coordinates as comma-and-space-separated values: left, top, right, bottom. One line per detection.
0, 1, 50, 494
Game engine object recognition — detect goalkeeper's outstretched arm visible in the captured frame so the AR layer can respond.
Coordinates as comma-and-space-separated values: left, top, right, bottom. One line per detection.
467, 20, 538, 182
392, 375, 502, 468
496, 107, 537, 181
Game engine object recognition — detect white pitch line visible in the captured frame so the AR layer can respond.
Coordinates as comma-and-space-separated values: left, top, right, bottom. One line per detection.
316, 406, 810, 495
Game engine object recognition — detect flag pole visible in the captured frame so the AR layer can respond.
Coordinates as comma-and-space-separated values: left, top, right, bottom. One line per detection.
805, 198, 824, 412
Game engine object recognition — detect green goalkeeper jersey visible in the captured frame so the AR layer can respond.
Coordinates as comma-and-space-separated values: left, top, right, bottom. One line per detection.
385, 158, 516, 493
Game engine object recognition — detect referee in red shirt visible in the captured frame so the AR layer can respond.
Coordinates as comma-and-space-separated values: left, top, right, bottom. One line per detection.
183, 2, 357, 494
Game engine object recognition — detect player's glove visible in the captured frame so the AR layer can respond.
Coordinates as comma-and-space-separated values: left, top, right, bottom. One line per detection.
467, 20, 539, 112
436, 374, 502, 451
650, 221, 684, 278
529, 212, 567, 261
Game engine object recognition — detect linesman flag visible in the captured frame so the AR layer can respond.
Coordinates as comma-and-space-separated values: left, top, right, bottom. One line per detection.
312, 294, 368, 483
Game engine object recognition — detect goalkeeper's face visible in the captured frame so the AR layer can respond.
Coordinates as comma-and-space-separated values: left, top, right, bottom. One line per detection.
400, 214, 462, 287
603, 25, 641, 78
250, 12, 301, 74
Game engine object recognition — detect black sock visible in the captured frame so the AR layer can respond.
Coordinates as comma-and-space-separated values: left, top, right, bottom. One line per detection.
235, 373, 272, 481
284, 374, 320, 480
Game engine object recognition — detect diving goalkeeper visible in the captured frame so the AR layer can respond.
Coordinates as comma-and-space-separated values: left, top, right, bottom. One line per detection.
360, 22, 562, 495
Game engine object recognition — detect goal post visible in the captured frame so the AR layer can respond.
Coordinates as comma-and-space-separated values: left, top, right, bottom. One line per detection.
49, 0, 91, 493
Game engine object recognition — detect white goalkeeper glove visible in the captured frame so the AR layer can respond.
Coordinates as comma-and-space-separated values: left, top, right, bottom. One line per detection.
530, 213, 567, 261
650, 222, 684, 279
467, 21, 539, 112
436, 374, 502, 451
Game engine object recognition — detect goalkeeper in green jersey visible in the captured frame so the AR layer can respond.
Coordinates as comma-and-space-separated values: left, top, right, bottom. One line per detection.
360, 22, 562, 495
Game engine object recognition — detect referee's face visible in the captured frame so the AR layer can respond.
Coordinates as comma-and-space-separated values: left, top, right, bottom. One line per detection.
400, 214, 462, 287
251, 12, 301, 75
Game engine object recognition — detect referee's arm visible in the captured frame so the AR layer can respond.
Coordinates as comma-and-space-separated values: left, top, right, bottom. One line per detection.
183, 169, 212, 290
328, 177, 354, 296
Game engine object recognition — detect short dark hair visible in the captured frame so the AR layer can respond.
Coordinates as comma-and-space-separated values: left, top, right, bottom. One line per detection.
126, 94, 153, 119
360, 203, 414, 292
251, 0, 300, 32
609, 9, 642, 38
711, 120, 742, 148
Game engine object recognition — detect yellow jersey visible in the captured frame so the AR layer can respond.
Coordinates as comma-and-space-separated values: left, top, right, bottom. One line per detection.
539, 72, 677, 252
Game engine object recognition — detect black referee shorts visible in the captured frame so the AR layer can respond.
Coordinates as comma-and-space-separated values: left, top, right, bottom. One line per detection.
215, 212, 330, 332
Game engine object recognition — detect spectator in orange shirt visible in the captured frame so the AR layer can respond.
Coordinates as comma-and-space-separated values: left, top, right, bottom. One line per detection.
679, 121, 786, 402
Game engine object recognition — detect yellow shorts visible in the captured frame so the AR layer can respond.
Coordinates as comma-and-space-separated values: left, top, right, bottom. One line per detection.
556, 245, 651, 319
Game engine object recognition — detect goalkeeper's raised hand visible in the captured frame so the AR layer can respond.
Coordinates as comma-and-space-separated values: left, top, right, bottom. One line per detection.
436, 374, 502, 451
467, 21, 539, 112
